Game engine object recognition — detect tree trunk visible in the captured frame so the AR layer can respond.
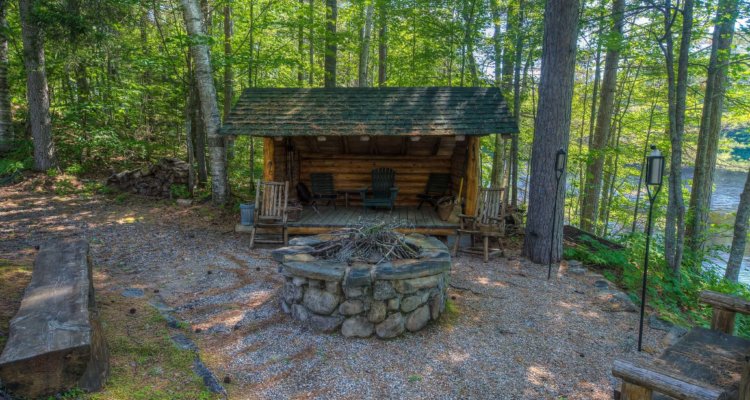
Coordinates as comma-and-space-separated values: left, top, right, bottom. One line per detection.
726, 165, 750, 282
509, 0, 524, 208
223, 3, 234, 160
687, 0, 739, 254
663, 0, 693, 274
377, 0, 387, 86
223, 4, 233, 119
631, 101, 656, 233
358, 1, 373, 87
523, 0, 579, 264
490, 0, 501, 85
308, 0, 314, 86
298, 0, 304, 86
0, 0, 12, 154
181, 0, 228, 204
324, 0, 337, 88
579, 0, 624, 232
189, 70, 208, 185
19, 0, 57, 170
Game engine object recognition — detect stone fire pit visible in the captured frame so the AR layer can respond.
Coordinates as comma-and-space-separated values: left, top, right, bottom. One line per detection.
272, 233, 451, 339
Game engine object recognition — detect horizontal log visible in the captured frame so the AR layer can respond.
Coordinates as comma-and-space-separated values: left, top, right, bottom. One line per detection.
611, 359, 724, 400
0, 239, 109, 398
287, 226, 456, 236
700, 291, 750, 315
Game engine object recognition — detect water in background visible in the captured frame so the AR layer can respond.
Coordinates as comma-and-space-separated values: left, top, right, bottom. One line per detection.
682, 167, 750, 284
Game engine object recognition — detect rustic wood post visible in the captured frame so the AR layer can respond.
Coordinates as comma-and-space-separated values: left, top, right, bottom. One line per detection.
711, 307, 736, 334
740, 356, 750, 400
464, 136, 480, 217
620, 381, 652, 400
263, 137, 275, 182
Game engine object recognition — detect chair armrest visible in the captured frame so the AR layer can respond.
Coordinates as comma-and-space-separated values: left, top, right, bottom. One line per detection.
700, 291, 750, 315
612, 359, 724, 400
390, 187, 399, 199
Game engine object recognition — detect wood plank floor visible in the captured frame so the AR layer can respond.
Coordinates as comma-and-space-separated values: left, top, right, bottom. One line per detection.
289, 206, 458, 229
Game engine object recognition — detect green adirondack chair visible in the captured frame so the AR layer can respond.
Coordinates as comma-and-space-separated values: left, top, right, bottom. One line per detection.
359, 168, 399, 211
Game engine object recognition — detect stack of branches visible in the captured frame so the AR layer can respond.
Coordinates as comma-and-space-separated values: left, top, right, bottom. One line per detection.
310, 219, 419, 264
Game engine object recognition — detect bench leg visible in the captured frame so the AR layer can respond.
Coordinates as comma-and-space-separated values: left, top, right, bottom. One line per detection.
483, 236, 489, 263
711, 307, 736, 334
620, 381, 652, 400
452, 232, 461, 257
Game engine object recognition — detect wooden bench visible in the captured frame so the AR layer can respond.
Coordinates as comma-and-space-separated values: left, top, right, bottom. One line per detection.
0, 239, 109, 398
612, 290, 750, 400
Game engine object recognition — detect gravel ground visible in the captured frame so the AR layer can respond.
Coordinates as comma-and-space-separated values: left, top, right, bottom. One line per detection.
0, 182, 669, 399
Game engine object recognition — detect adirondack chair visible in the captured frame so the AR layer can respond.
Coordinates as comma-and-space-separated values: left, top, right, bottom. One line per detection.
417, 173, 452, 210
451, 187, 505, 262
310, 173, 337, 210
359, 168, 399, 211
612, 291, 750, 400
249, 181, 289, 249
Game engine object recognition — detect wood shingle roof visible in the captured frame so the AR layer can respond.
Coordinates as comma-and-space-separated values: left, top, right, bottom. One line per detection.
219, 87, 518, 137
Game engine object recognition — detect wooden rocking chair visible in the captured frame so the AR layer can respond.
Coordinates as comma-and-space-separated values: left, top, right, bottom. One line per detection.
452, 187, 505, 262
249, 181, 289, 249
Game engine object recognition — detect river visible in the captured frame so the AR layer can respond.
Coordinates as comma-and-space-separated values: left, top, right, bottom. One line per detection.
682, 167, 750, 284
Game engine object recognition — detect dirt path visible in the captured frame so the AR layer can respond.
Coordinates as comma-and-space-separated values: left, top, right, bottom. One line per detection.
0, 182, 667, 399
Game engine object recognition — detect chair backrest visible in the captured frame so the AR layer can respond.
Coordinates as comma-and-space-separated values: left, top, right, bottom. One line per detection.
371, 168, 396, 199
255, 181, 289, 219
476, 187, 505, 226
310, 173, 335, 196
424, 173, 452, 196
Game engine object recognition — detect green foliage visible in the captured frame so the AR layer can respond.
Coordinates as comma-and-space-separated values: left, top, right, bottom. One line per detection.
170, 184, 191, 199
565, 232, 750, 337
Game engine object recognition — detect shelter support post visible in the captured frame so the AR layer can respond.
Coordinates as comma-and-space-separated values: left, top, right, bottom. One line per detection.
464, 136, 480, 217
263, 137, 275, 182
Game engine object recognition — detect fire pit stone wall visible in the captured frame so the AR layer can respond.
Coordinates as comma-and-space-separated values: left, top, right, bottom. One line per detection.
272, 233, 451, 339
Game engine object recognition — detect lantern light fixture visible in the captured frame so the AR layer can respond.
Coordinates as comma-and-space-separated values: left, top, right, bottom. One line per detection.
645, 146, 665, 186
637, 145, 665, 352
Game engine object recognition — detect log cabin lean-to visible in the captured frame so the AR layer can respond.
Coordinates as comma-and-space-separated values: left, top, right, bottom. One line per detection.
220, 87, 519, 236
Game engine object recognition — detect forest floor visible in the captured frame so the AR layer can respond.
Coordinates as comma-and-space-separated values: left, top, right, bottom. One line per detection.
0, 175, 672, 400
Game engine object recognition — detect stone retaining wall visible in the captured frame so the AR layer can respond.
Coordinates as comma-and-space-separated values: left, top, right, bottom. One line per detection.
272, 234, 451, 339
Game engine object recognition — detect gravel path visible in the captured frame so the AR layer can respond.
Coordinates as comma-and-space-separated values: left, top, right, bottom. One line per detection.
0, 183, 669, 399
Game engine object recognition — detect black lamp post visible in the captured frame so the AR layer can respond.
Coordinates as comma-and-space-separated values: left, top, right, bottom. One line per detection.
637, 145, 665, 352
548, 148, 567, 280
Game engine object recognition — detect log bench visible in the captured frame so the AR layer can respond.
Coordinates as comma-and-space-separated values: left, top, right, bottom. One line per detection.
0, 239, 109, 399
612, 290, 750, 400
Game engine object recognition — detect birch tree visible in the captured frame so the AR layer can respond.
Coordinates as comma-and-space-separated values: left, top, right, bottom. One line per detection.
181, 0, 228, 204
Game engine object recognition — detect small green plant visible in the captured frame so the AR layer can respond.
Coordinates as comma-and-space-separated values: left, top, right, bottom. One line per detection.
408, 374, 423, 383
65, 163, 84, 175
54, 178, 78, 196
170, 184, 191, 199
46, 168, 59, 178
115, 193, 129, 203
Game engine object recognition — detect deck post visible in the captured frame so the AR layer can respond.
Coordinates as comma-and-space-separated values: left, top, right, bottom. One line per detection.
263, 137, 275, 182
464, 136, 480, 216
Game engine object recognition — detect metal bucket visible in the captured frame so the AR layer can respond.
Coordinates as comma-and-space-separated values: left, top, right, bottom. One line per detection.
240, 203, 255, 226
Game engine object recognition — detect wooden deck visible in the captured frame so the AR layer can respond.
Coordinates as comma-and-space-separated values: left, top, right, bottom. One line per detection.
287, 206, 458, 236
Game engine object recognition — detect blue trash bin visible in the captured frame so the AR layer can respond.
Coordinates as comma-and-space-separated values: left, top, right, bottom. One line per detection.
240, 203, 255, 226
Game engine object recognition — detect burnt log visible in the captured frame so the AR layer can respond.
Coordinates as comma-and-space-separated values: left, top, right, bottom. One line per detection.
106, 157, 190, 197
0, 239, 109, 398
